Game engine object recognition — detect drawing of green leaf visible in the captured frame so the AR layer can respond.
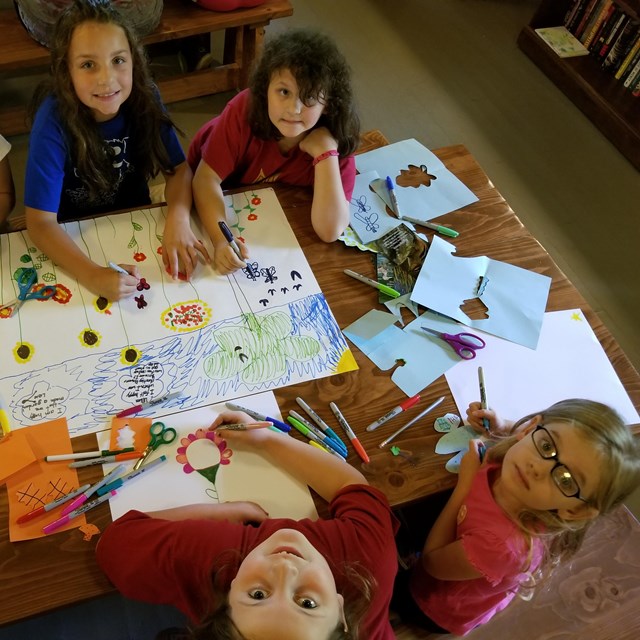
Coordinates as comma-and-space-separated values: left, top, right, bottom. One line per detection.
132, 222, 143, 231
127, 236, 137, 249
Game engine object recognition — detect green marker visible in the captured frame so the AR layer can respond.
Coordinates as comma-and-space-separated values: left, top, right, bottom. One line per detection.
399, 216, 459, 238
343, 269, 401, 298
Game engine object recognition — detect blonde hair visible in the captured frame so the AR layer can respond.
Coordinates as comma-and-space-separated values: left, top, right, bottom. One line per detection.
487, 399, 640, 596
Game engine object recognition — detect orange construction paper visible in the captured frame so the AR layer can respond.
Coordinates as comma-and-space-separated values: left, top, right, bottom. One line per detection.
0, 430, 37, 484
7, 419, 86, 541
109, 417, 153, 452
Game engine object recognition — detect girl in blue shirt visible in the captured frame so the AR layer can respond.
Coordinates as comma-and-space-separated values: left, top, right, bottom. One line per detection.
25, 0, 194, 301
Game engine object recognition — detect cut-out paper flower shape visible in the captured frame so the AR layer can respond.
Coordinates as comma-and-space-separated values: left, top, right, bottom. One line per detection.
176, 428, 232, 501
203, 311, 320, 385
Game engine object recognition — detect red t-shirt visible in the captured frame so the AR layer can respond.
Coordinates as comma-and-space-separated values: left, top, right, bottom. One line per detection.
187, 89, 356, 200
97, 484, 398, 639
410, 464, 544, 635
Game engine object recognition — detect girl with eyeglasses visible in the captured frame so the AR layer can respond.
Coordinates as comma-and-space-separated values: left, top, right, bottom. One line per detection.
391, 398, 640, 636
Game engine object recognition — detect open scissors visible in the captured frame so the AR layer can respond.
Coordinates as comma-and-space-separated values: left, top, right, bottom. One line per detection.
421, 327, 486, 360
133, 421, 177, 470
0, 268, 56, 317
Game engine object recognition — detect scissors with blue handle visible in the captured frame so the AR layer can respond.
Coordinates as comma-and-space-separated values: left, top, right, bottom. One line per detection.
133, 421, 177, 470
421, 327, 486, 360
0, 268, 56, 317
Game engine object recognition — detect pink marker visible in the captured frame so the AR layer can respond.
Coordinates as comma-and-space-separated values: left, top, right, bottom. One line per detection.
60, 463, 125, 516
366, 394, 421, 432
43, 490, 117, 535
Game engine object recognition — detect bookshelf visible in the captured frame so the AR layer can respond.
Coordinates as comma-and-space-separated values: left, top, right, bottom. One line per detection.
518, 0, 640, 172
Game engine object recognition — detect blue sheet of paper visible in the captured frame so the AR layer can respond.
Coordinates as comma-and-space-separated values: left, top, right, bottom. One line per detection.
355, 138, 478, 222
411, 236, 551, 349
348, 171, 402, 244
343, 308, 479, 397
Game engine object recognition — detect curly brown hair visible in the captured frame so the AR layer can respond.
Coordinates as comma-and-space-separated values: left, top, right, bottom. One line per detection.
28, 0, 182, 201
247, 28, 360, 156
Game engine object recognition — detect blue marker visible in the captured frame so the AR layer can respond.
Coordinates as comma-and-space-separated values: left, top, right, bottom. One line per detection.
225, 402, 291, 433
385, 176, 402, 218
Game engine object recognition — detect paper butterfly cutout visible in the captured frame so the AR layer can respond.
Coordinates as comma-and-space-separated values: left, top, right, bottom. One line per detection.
434, 422, 477, 474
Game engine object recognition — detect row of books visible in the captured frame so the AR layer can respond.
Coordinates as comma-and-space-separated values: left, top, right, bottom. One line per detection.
565, 0, 640, 95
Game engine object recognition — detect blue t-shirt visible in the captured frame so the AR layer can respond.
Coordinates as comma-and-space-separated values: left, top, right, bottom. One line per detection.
25, 95, 185, 221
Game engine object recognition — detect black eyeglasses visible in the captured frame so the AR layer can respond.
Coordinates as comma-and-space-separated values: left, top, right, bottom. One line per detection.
531, 425, 588, 503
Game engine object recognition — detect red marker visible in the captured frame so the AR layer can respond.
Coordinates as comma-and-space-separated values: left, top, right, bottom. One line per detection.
365, 394, 421, 432
16, 483, 91, 524
115, 391, 182, 418
329, 402, 370, 464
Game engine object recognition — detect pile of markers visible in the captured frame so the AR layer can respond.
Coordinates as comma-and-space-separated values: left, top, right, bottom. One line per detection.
18, 448, 167, 534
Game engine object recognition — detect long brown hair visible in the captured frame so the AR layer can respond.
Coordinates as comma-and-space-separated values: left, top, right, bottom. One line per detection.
28, 0, 181, 201
487, 399, 640, 597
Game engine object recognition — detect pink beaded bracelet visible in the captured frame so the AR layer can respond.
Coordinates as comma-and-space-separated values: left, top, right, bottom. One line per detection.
312, 149, 339, 166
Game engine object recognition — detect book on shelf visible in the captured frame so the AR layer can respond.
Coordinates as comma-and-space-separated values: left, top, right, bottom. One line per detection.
534, 26, 590, 57
565, 0, 589, 32
572, 0, 602, 38
615, 34, 640, 79
578, 0, 607, 41
583, 0, 614, 48
623, 48, 640, 86
603, 20, 640, 72
596, 11, 629, 59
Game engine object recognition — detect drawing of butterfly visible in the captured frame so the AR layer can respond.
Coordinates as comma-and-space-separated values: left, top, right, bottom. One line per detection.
243, 262, 259, 281
260, 266, 278, 284
351, 195, 379, 232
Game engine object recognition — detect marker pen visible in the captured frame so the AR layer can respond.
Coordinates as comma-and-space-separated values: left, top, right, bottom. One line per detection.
366, 394, 421, 432
224, 402, 291, 433
329, 402, 370, 464
17, 484, 91, 524
43, 490, 118, 534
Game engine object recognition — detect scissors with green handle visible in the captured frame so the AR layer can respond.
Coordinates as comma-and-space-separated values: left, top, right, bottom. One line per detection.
0, 268, 56, 317
133, 421, 177, 470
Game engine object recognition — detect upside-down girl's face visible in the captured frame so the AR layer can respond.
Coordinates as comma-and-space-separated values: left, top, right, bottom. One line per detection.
67, 20, 133, 122
229, 528, 346, 640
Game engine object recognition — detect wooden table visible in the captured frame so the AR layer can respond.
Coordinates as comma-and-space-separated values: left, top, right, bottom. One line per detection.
1, 132, 639, 626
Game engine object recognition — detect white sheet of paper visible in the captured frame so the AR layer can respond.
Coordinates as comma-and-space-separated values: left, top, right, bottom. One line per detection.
411, 236, 551, 349
445, 309, 639, 425
96, 391, 318, 521
355, 138, 478, 221
0, 188, 356, 436
349, 171, 402, 244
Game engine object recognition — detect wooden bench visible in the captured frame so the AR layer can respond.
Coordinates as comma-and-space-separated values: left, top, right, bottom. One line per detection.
0, 0, 293, 135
